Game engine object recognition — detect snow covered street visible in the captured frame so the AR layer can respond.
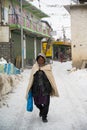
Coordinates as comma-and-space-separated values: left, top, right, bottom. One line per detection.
0, 61, 87, 130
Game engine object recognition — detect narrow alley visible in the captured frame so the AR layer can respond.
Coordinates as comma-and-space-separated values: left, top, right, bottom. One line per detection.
0, 61, 87, 130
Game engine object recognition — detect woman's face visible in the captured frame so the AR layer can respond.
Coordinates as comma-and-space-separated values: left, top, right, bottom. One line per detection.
37, 56, 45, 66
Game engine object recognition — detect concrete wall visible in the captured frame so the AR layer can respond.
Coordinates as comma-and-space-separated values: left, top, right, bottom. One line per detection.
71, 4, 87, 68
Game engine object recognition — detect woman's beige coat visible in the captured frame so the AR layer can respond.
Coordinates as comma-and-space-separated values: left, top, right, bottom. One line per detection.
26, 62, 59, 99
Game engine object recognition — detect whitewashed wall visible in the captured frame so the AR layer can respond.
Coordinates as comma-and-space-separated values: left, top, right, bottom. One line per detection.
71, 4, 87, 68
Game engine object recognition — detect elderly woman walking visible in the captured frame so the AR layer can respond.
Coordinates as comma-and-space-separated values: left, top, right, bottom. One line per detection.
26, 53, 59, 123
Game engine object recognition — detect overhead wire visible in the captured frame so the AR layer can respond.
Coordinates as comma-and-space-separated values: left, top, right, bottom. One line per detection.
36, 0, 71, 38
38, 0, 64, 8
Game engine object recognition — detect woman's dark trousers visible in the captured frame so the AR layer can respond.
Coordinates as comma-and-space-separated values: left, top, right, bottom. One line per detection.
35, 96, 50, 119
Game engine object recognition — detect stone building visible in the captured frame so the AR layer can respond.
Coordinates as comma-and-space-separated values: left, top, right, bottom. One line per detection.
0, 0, 52, 68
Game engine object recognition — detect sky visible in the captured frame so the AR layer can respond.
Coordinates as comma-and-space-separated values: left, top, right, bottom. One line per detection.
0, 60, 87, 130
30, 0, 72, 40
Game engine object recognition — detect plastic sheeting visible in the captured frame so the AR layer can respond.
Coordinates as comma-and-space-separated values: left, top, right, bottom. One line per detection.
0, 57, 20, 75
0, 63, 20, 75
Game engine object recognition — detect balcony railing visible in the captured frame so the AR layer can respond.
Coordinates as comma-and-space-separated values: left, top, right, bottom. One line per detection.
8, 14, 50, 36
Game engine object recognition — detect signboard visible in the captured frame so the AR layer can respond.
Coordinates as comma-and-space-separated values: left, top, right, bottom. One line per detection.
0, 26, 9, 42
42, 42, 52, 57
53, 41, 71, 46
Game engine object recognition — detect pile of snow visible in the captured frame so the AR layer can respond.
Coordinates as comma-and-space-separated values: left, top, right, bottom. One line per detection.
0, 74, 22, 107
0, 58, 21, 107
0, 57, 7, 64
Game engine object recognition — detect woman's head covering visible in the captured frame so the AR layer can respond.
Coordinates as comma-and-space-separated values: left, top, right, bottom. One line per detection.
36, 53, 46, 62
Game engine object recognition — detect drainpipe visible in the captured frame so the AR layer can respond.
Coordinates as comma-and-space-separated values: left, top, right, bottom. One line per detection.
20, 0, 24, 70
23, 34, 26, 66
0, 0, 2, 25
34, 37, 37, 61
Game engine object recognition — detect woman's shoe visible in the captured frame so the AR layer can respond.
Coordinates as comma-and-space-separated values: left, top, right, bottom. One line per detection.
39, 112, 42, 117
42, 117, 48, 123
39, 111, 42, 117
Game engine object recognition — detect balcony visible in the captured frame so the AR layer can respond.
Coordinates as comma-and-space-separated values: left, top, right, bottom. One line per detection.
8, 14, 50, 37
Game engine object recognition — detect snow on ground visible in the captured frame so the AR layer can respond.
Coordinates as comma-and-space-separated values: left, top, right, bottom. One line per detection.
0, 61, 87, 130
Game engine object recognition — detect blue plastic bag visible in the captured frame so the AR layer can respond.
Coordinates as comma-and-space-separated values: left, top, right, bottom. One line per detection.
27, 91, 33, 112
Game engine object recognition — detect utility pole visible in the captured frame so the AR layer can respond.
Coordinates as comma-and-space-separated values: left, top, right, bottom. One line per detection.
20, 0, 35, 70
38, 0, 41, 9
62, 27, 66, 43
20, 0, 24, 70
